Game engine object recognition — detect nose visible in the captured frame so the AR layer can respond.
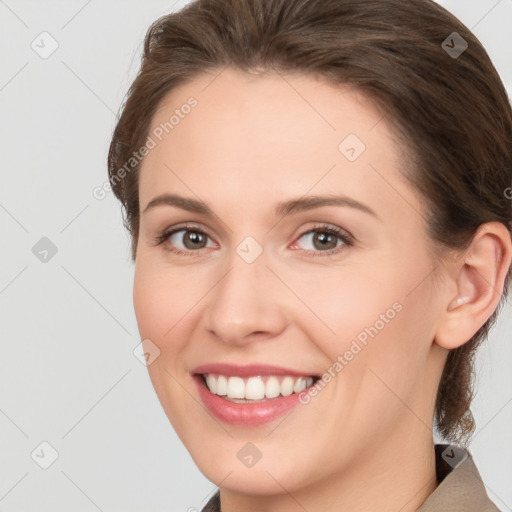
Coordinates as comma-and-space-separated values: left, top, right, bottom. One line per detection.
203, 249, 290, 346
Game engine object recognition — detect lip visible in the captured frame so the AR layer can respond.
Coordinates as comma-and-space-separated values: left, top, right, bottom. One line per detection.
192, 375, 308, 426
191, 364, 319, 427
191, 363, 318, 378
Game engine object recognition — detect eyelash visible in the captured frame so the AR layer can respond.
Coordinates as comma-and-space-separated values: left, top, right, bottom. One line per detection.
153, 223, 354, 257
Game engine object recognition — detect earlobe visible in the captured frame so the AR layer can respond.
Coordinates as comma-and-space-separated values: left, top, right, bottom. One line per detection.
435, 222, 512, 350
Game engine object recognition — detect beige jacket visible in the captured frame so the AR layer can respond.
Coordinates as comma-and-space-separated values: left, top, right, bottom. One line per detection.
201, 444, 500, 511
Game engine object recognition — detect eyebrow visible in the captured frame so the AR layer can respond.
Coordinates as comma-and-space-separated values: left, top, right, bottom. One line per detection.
142, 193, 378, 219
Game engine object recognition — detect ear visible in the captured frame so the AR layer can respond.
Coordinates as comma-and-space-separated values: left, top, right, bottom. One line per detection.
435, 222, 512, 350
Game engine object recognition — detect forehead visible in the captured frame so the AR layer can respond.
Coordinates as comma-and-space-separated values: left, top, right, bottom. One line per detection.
138, 67, 410, 213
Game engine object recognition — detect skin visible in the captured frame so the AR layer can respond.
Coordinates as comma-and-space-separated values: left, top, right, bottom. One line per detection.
132, 67, 512, 511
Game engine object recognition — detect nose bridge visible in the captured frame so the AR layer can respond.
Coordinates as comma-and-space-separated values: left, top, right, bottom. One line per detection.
204, 239, 288, 344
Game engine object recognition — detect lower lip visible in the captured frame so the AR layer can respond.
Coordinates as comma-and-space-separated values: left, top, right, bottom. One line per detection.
193, 375, 304, 426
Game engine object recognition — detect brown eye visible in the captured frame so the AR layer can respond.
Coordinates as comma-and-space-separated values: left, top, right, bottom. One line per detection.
310, 231, 339, 251
168, 229, 211, 251
155, 225, 216, 256
295, 226, 351, 254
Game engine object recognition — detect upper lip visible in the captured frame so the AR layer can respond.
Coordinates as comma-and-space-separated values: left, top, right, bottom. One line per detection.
191, 363, 319, 378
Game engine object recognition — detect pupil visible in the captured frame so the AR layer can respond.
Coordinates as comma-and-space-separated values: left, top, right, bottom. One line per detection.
185, 231, 205, 249
315, 232, 335, 250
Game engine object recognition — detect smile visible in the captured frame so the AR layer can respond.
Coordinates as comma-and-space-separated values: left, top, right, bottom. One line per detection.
191, 364, 321, 426
202, 374, 316, 402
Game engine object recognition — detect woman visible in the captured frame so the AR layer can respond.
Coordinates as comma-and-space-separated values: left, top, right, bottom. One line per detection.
107, 0, 512, 510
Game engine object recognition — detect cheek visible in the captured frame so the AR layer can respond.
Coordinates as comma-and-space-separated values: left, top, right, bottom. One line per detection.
132, 260, 192, 405
132, 261, 200, 433
286, 261, 401, 350
299, 250, 435, 384
336, 258, 437, 408
133, 260, 199, 345
133, 265, 168, 341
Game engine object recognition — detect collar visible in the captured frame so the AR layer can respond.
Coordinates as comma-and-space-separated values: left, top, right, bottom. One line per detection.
417, 443, 500, 511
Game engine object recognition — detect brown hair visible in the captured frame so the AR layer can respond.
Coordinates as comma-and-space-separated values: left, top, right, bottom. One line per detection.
107, 0, 512, 445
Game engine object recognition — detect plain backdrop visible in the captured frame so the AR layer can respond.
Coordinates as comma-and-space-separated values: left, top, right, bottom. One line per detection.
1, 1, 511, 511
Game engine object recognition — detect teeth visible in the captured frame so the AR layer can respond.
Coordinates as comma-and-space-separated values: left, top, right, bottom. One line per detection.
216, 375, 227, 396
265, 376, 280, 398
293, 376, 307, 393
206, 374, 217, 394
246, 375, 266, 399
281, 376, 294, 396
204, 374, 315, 400
228, 376, 245, 399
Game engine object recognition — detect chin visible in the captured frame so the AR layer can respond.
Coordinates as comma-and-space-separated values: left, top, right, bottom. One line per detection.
184, 435, 315, 496
198, 459, 304, 495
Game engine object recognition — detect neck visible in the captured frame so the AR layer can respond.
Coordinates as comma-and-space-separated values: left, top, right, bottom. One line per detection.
219, 428, 438, 512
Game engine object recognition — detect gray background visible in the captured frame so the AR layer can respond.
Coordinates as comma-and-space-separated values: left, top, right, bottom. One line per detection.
1, 1, 511, 511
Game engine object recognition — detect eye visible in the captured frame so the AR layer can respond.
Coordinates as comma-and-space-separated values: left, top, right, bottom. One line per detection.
154, 224, 216, 256
154, 222, 354, 257
291, 224, 353, 256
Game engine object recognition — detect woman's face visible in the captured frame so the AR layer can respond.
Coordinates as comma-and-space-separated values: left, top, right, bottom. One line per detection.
133, 68, 448, 495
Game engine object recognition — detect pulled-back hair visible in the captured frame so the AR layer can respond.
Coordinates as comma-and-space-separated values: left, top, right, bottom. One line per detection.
107, 0, 512, 445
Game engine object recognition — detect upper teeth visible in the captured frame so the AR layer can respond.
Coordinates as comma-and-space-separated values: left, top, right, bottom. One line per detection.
204, 374, 314, 400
